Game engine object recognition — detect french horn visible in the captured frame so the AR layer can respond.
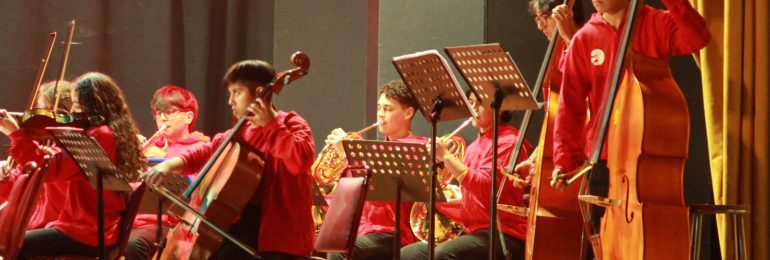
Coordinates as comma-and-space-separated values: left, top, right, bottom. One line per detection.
311, 121, 379, 236
409, 117, 472, 243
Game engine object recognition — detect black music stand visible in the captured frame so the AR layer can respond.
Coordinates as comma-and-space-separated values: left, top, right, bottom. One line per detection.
392, 50, 475, 260
136, 172, 190, 258
342, 139, 442, 260
445, 43, 538, 260
46, 127, 133, 260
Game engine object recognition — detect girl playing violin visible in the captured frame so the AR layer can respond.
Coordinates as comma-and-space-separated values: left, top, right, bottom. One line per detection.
0, 80, 73, 231
0, 72, 146, 258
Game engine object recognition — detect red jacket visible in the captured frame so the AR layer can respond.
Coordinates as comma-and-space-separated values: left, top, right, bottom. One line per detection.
456, 125, 530, 240
553, 0, 710, 172
9, 125, 126, 246
0, 163, 67, 230
133, 131, 210, 229
356, 135, 426, 246
179, 111, 315, 256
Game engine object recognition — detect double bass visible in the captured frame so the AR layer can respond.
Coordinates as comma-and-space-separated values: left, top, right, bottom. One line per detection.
157, 52, 310, 259
500, 0, 585, 258
566, 0, 691, 258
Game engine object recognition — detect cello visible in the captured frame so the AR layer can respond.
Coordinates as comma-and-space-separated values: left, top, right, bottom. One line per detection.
157, 52, 310, 260
565, 0, 691, 258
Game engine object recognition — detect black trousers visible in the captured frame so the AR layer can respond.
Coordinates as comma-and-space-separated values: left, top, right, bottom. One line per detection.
123, 225, 170, 260
400, 230, 525, 260
17, 228, 116, 259
207, 204, 306, 260
212, 204, 262, 259
327, 232, 395, 260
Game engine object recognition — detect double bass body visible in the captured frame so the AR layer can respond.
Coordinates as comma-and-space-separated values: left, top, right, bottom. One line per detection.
525, 87, 584, 260
601, 52, 690, 259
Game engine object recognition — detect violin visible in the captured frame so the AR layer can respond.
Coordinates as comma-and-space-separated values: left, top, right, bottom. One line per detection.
158, 52, 310, 259
20, 20, 76, 130
0, 21, 77, 179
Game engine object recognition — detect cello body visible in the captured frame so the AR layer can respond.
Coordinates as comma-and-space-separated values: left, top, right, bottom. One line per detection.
160, 141, 264, 260
600, 52, 690, 259
525, 84, 584, 259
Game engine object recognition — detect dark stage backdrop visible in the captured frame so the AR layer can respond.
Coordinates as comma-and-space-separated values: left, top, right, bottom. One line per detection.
0, 0, 717, 258
0, 0, 274, 141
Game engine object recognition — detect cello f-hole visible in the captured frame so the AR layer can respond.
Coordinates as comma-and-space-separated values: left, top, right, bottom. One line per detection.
623, 175, 634, 223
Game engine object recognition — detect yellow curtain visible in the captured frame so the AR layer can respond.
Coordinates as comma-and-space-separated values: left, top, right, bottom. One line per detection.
691, 0, 769, 259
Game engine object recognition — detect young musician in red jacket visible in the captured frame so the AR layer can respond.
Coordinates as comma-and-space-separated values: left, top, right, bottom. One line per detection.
142, 85, 210, 160
549, 0, 710, 244
0, 80, 73, 230
0, 72, 146, 258
143, 60, 316, 259
400, 90, 531, 259
125, 85, 210, 260
512, 0, 586, 187
325, 80, 425, 260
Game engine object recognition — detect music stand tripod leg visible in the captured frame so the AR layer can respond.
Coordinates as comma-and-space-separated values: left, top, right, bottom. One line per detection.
426, 98, 446, 260
393, 180, 402, 260
154, 196, 167, 259
489, 86, 506, 260
97, 168, 105, 260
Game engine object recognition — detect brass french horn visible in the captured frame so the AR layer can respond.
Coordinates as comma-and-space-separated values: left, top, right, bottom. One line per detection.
311, 121, 380, 186
409, 117, 472, 243
310, 121, 380, 235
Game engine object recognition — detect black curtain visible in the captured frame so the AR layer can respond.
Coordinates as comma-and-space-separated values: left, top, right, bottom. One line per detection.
0, 0, 275, 153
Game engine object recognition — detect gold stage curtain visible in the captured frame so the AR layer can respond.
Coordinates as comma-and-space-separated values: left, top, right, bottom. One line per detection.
691, 0, 769, 259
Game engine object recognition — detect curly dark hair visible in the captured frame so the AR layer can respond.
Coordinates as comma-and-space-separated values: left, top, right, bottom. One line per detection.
73, 72, 146, 180
378, 80, 419, 117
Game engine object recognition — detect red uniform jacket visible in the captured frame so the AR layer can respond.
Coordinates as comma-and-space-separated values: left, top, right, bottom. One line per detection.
0, 163, 67, 230
553, 0, 710, 172
133, 131, 210, 228
456, 125, 531, 240
9, 125, 126, 246
179, 111, 315, 256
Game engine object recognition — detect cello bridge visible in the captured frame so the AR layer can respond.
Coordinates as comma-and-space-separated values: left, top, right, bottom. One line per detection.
578, 195, 621, 208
